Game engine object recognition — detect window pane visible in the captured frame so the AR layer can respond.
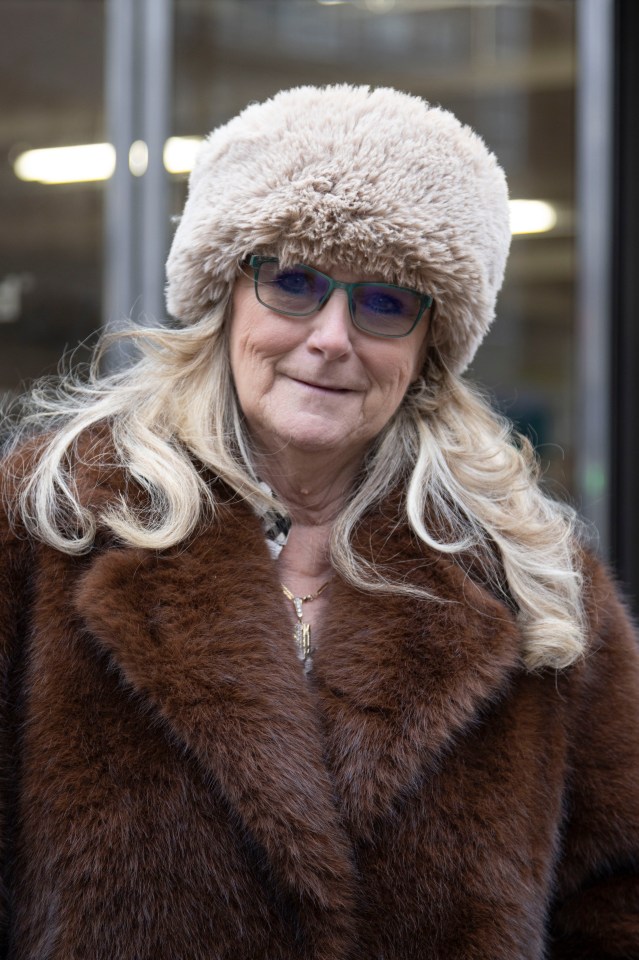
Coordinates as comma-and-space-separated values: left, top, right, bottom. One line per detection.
0, 0, 106, 397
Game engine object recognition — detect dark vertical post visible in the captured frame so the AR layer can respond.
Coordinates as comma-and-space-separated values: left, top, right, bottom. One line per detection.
611, 0, 639, 608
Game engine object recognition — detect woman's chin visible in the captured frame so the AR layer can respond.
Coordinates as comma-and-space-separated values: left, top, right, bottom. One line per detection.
263, 419, 367, 458
282, 430, 357, 455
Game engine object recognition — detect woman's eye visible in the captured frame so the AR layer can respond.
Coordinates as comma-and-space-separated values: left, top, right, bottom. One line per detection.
362, 291, 403, 315
275, 270, 313, 296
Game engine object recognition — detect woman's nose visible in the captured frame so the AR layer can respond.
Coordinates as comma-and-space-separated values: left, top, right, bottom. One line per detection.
305, 289, 353, 358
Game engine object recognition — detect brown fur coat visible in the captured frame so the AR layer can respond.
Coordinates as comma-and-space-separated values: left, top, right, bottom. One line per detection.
1, 470, 639, 959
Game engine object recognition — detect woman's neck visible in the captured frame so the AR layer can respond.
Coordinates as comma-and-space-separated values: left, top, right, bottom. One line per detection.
255, 445, 363, 593
254, 446, 363, 527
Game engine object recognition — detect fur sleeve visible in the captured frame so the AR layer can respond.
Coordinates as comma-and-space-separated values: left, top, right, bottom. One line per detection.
549, 556, 639, 957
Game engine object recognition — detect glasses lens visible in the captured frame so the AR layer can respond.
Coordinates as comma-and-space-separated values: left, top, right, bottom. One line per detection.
256, 261, 330, 316
351, 283, 422, 337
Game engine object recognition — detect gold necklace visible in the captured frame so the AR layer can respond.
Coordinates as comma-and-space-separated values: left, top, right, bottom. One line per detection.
281, 579, 332, 665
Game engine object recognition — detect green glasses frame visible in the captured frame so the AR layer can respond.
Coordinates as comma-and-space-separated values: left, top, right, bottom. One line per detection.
247, 255, 434, 339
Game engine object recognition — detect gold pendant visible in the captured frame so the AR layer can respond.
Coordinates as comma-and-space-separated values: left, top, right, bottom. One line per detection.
282, 579, 332, 668
293, 620, 312, 659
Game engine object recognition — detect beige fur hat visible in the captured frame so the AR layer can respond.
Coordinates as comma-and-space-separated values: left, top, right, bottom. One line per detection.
165, 84, 511, 373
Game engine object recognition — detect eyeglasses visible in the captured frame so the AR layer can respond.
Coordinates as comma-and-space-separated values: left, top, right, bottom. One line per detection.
246, 256, 433, 339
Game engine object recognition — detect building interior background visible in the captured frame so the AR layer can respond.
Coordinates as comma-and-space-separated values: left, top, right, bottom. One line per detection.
0, 0, 581, 518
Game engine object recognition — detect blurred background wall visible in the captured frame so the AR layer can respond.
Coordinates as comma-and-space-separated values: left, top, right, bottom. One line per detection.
1, 0, 638, 603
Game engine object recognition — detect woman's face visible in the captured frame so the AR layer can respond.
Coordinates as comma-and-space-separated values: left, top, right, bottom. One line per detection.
229, 264, 430, 462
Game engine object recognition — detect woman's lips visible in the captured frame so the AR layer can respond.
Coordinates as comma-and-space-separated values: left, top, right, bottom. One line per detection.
290, 377, 352, 393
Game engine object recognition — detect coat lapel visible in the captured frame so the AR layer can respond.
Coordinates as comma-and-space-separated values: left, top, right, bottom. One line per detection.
74, 498, 357, 947
312, 508, 522, 838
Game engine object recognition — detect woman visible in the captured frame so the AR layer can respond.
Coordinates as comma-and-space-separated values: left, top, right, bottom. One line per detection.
1, 84, 639, 959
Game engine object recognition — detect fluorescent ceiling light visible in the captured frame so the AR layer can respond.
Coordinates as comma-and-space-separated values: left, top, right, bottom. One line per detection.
129, 140, 149, 177
13, 137, 203, 184
163, 136, 203, 175
14, 143, 116, 184
509, 199, 557, 235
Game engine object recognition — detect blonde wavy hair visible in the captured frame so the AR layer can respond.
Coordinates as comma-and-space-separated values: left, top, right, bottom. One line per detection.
3, 285, 585, 671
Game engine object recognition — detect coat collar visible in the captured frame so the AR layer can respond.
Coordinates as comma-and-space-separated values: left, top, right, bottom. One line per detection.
314, 508, 522, 834
74, 493, 521, 906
